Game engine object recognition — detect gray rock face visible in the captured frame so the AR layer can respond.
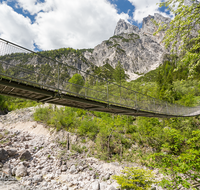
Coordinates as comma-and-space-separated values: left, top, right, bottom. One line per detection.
141, 13, 171, 44
184, 0, 193, 6
2, 14, 171, 83
84, 13, 171, 79
84, 32, 165, 78
114, 19, 140, 35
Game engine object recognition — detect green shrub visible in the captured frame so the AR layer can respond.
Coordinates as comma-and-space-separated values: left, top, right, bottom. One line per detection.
77, 117, 99, 140
68, 74, 84, 94
112, 167, 158, 190
72, 144, 83, 154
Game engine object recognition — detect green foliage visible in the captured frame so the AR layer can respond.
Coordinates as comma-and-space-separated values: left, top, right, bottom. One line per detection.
110, 35, 124, 40
154, 54, 200, 105
113, 61, 129, 83
77, 117, 99, 140
135, 69, 158, 82
104, 40, 113, 46
112, 167, 157, 190
149, 131, 200, 189
92, 63, 114, 81
0, 95, 39, 112
71, 144, 84, 154
68, 74, 85, 94
34, 106, 80, 131
156, 0, 200, 78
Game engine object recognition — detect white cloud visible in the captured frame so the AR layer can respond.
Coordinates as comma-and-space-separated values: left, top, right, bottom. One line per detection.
0, 2, 36, 50
14, 0, 53, 15
2, 0, 129, 50
128, 0, 171, 23
33, 0, 129, 50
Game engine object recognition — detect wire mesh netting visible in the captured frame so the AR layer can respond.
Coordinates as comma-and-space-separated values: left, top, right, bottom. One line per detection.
0, 38, 199, 117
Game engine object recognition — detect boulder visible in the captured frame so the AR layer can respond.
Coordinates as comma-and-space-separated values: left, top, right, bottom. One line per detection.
91, 181, 100, 190
62, 186, 68, 190
19, 150, 31, 161
0, 148, 8, 161
69, 165, 76, 174
15, 163, 27, 177
107, 186, 117, 190
61, 165, 68, 172
33, 174, 43, 183
7, 148, 17, 157
104, 173, 110, 180
100, 182, 107, 190
79, 166, 84, 171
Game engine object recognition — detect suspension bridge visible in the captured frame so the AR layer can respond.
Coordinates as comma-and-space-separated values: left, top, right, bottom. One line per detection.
0, 38, 199, 118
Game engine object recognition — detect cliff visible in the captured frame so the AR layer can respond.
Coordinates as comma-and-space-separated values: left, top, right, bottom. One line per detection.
84, 13, 171, 80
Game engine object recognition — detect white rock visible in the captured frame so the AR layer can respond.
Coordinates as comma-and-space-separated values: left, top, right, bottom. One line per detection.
107, 185, 117, 190
11, 167, 17, 176
79, 181, 85, 188
104, 173, 110, 180
62, 185, 68, 190
90, 181, 100, 190
69, 165, 76, 174
2, 162, 11, 176
79, 166, 84, 171
33, 174, 43, 183
15, 163, 27, 177
100, 182, 107, 190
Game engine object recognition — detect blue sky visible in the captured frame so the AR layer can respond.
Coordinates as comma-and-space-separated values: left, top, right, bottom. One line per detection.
0, 0, 171, 51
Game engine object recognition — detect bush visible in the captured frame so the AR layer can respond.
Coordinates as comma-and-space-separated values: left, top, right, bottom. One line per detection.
112, 167, 158, 190
77, 118, 99, 140
68, 74, 84, 94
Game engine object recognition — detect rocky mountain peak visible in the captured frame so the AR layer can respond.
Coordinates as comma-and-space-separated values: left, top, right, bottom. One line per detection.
184, 0, 194, 6
114, 13, 170, 37
141, 13, 170, 35
114, 19, 140, 36
84, 13, 172, 80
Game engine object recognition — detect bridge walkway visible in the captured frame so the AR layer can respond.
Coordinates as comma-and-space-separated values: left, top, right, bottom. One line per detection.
0, 38, 199, 118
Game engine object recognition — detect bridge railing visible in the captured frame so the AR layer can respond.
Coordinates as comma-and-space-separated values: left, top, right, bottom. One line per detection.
0, 38, 199, 117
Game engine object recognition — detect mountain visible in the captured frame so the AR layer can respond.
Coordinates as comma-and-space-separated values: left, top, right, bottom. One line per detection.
0, 13, 171, 82
84, 13, 171, 80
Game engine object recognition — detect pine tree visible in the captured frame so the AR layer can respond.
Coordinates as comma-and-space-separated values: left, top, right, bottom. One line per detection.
113, 61, 129, 83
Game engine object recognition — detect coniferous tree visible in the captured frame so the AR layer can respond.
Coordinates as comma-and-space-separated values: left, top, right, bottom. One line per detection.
113, 61, 129, 83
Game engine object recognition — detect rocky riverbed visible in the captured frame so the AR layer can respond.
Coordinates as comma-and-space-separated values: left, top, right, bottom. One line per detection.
0, 107, 164, 190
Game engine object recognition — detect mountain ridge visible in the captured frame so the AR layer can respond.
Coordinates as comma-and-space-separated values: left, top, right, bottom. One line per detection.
0, 13, 171, 82
84, 13, 171, 80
